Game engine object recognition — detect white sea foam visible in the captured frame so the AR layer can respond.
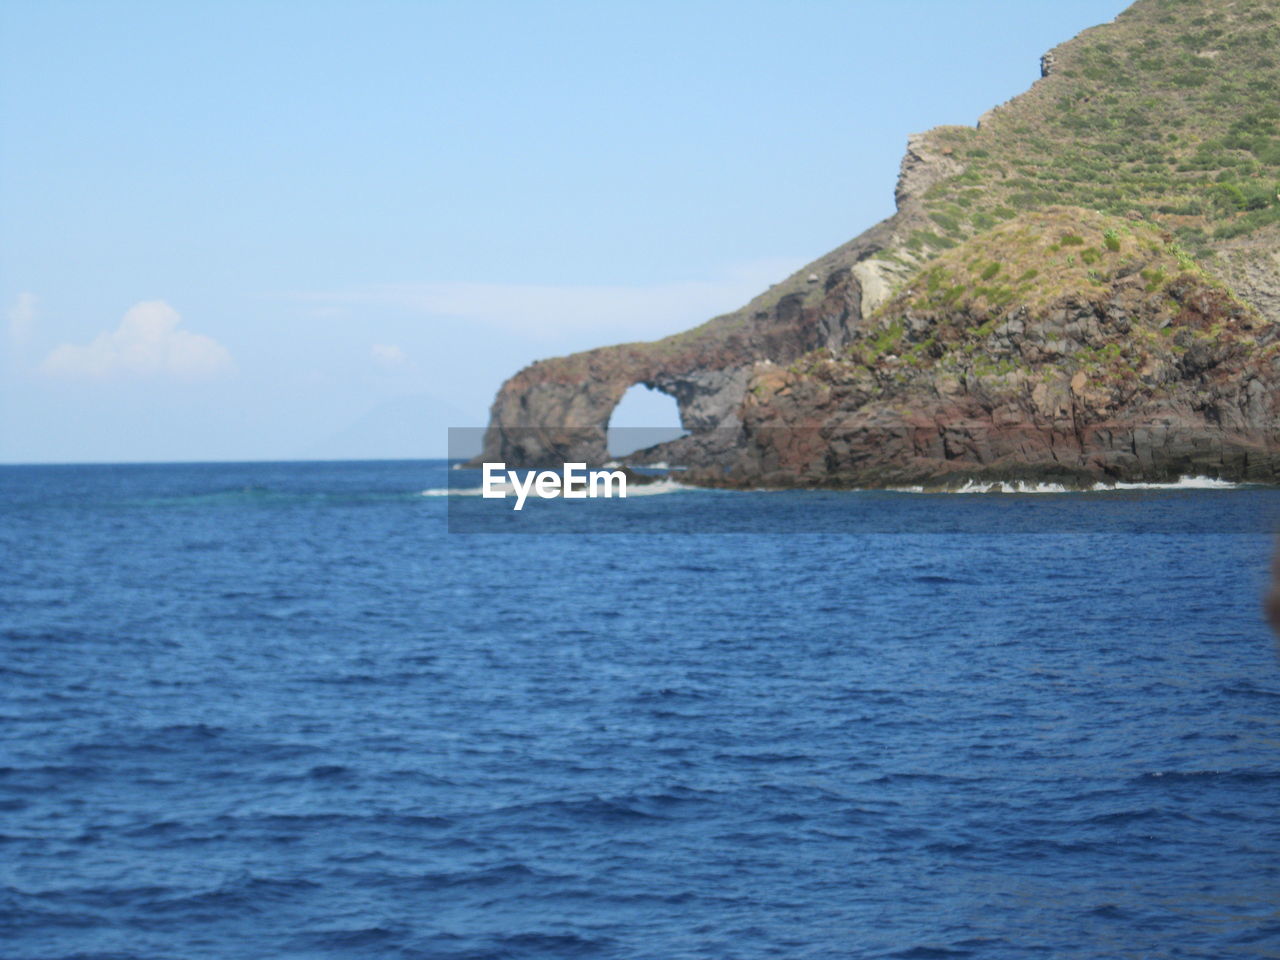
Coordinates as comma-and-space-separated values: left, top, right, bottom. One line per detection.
421, 481, 516, 497
884, 481, 1069, 494
1108, 476, 1239, 490
621, 477, 690, 496
888, 476, 1241, 494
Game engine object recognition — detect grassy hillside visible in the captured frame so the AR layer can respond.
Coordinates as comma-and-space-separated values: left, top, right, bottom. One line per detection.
904, 0, 1280, 261
832, 207, 1269, 380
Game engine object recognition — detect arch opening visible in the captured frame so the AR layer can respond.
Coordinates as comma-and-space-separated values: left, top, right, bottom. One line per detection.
607, 383, 686, 459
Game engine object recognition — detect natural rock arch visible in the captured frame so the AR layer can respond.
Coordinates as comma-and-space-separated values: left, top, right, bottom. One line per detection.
606, 383, 685, 458
472, 221, 896, 469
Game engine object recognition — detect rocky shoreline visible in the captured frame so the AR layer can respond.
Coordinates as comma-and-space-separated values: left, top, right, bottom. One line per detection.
681, 211, 1280, 489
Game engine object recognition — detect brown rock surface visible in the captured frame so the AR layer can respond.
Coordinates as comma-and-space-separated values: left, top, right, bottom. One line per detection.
694, 211, 1280, 488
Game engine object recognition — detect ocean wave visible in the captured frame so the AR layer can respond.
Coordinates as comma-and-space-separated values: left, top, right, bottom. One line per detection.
293, 925, 408, 949
475, 790, 719, 826
134, 487, 426, 509
1132, 768, 1280, 785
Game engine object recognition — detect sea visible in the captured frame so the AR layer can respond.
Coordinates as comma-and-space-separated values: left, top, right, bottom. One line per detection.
3, 459, 1280, 959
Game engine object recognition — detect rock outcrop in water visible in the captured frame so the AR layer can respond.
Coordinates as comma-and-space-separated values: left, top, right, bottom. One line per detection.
476, 0, 1280, 485
473, 214, 900, 468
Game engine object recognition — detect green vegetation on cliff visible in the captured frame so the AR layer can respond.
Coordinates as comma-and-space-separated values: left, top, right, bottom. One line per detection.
768, 0, 1280, 410
734, 206, 1279, 488
819, 208, 1270, 387
896, 208, 1230, 317
915, 0, 1280, 257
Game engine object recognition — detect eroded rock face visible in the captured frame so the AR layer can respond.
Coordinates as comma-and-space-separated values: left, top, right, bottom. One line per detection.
692, 228, 1280, 488
894, 133, 965, 211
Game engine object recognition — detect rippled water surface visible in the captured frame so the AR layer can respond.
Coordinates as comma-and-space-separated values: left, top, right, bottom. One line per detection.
3, 460, 1280, 959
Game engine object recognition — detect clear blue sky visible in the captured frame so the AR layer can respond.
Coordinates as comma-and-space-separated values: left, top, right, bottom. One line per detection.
0, 0, 1128, 462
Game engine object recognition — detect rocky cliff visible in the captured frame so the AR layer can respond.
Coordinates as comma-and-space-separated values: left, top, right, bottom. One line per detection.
697, 209, 1280, 487
476, 0, 1280, 484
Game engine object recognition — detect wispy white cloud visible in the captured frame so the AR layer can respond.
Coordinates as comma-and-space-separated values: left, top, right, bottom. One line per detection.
288, 258, 806, 342
7, 292, 37, 344
371, 343, 407, 367
40, 301, 235, 382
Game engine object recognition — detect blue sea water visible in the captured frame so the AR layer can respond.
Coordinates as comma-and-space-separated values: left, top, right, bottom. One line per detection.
3, 459, 1280, 959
